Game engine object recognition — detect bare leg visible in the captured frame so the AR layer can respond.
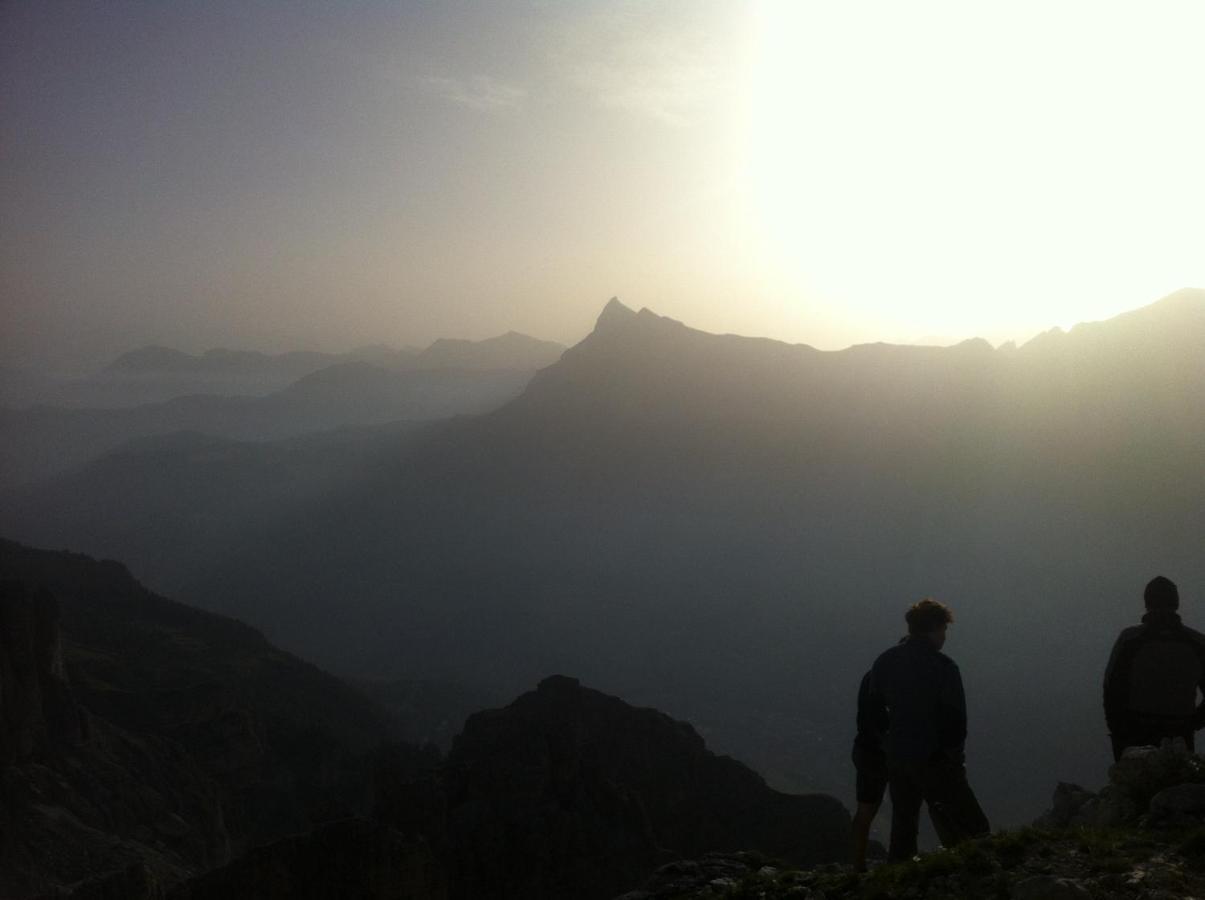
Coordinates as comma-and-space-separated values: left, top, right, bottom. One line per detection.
852, 800, 881, 872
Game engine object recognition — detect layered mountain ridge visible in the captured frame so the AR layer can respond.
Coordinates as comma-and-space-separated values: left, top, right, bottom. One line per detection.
3, 290, 1202, 830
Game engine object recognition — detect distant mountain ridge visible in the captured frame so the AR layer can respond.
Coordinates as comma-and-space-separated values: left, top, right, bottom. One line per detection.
1, 331, 565, 412
0, 341, 563, 490
106, 331, 564, 377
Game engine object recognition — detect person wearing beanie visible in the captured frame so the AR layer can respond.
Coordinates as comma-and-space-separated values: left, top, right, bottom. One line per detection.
856, 598, 990, 862
1103, 576, 1205, 761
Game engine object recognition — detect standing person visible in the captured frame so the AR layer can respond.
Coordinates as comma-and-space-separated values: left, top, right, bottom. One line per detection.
859, 598, 989, 862
1104, 576, 1205, 761
851, 669, 888, 871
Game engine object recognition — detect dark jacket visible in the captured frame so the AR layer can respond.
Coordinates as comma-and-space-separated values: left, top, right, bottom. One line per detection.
1103, 609, 1205, 735
854, 670, 888, 755
861, 636, 967, 763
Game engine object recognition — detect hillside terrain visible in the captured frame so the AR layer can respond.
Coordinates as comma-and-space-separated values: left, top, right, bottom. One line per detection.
0, 539, 845, 899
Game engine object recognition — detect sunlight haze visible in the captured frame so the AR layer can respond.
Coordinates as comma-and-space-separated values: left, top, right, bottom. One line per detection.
2, 0, 1202, 366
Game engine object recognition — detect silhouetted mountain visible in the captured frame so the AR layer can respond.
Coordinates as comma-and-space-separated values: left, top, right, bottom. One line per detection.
423, 675, 848, 900
5, 291, 1203, 831
2, 333, 564, 412
415, 331, 566, 371
105, 345, 353, 376
106, 332, 563, 378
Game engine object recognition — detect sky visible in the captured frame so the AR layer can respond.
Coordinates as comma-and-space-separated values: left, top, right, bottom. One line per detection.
3, 0, 1204, 369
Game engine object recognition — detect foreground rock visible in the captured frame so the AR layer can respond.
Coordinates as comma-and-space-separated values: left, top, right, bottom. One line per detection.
382, 675, 850, 900
1038, 739, 1205, 829
628, 740, 1205, 899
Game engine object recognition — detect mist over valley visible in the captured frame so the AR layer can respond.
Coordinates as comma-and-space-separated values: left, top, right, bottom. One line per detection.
5, 290, 1202, 836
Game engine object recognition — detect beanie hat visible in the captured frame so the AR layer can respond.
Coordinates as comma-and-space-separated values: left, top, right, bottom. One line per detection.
1144, 575, 1179, 610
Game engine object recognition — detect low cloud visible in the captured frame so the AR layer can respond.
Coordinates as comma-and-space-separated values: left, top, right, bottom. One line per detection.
425, 75, 527, 112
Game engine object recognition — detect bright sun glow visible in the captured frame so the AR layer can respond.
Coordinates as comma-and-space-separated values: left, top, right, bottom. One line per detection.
745, 0, 1205, 343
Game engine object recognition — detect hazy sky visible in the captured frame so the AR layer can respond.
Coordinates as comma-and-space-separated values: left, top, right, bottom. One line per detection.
3, 1, 1203, 368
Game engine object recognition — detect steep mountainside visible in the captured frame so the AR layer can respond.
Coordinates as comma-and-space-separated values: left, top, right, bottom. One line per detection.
0, 539, 400, 898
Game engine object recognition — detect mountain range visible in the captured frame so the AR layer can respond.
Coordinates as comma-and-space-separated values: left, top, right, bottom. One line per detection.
0, 331, 564, 490
3, 289, 1202, 829
1, 331, 565, 410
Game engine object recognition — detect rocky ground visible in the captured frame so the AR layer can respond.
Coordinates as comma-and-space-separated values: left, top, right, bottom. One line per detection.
618, 742, 1205, 900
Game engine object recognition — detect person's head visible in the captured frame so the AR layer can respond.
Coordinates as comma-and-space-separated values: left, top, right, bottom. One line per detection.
1144, 576, 1179, 611
906, 597, 954, 648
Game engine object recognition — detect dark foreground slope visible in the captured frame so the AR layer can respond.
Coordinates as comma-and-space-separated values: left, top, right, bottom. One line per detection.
0, 538, 407, 898
0, 539, 846, 899
625, 742, 1205, 900
7, 290, 1204, 828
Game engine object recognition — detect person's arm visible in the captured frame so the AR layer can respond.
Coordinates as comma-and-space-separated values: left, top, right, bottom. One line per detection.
1194, 636, 1205, 730
1103, 633, 1129, 735
854, 670, 887, 755
937, 661, 967, 759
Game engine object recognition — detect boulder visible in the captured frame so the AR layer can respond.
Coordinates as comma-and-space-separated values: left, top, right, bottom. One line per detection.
1036, 783, 1096, 827
1148, 783, 1205, 825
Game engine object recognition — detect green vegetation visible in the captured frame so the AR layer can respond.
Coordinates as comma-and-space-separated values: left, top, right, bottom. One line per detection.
706, 825, 1205, 899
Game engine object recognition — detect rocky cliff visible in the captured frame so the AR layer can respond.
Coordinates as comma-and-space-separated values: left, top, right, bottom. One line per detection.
0, 580, 86, 762
0, 539, 401, 898
390, 675, 849, 900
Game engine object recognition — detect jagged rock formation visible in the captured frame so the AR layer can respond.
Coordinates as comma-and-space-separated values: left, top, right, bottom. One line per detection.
0, 580, 86, 761
418, 676, 848, 900
1038, 739, 1205, 829
0, 577, 230, 898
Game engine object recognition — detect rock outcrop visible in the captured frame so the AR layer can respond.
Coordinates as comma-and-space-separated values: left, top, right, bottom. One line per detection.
427, 675, 849, 900
1037, 739, 1205, 829
0, 580, 86, 761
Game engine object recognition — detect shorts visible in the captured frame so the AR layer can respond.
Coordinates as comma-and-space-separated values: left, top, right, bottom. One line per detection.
853, 745, 888, 805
